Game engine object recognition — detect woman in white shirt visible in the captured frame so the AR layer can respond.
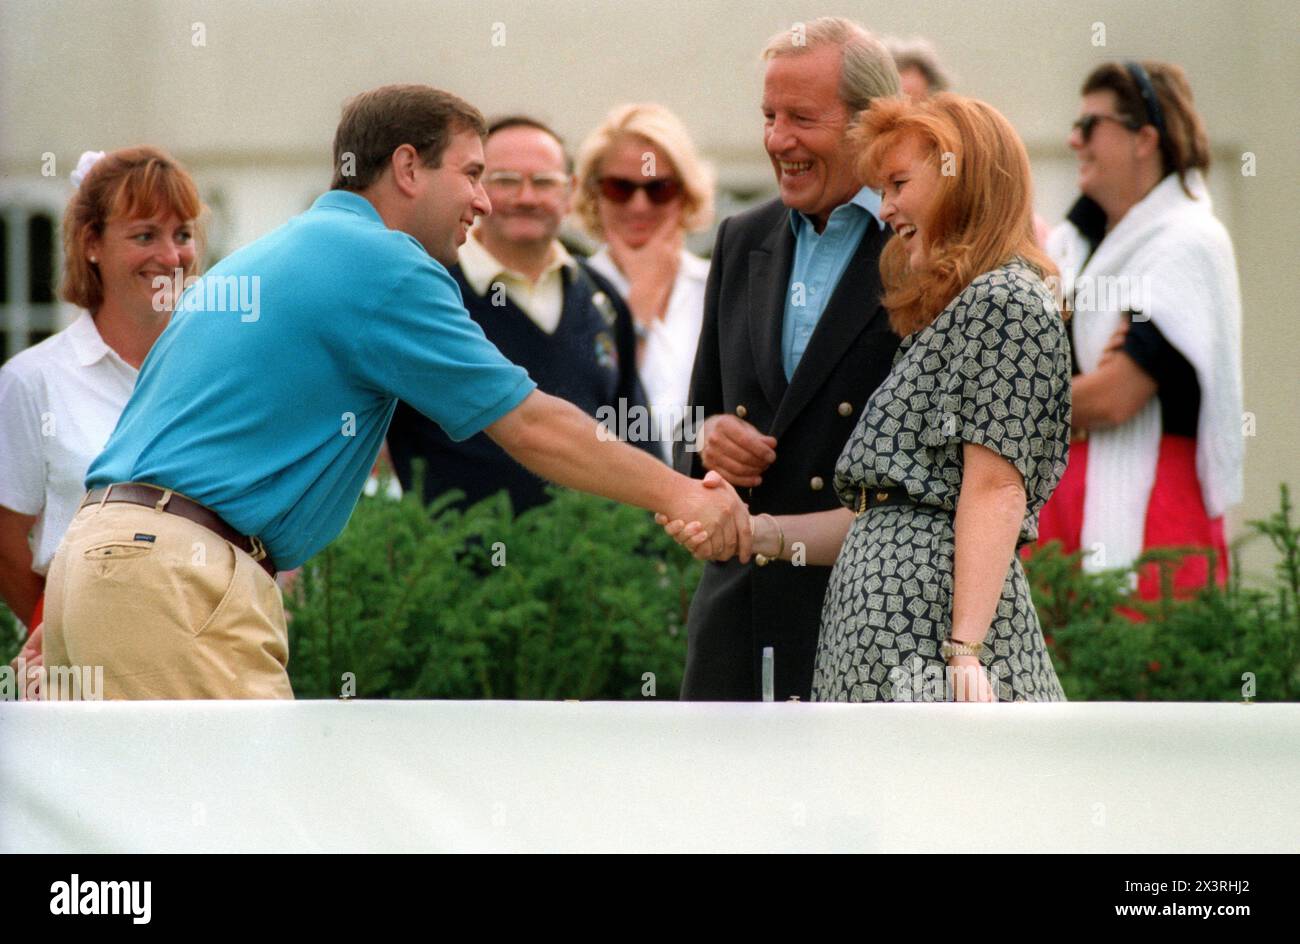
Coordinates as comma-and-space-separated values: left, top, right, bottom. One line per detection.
0, 147, 204, 676
575, 104, 714, 463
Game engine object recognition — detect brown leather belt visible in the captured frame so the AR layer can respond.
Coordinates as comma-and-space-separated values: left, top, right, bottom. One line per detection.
81, 483, 277, 578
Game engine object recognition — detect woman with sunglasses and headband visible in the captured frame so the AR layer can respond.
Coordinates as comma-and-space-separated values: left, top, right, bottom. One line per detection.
575, 104, 714, 462
1037, 61, 1243, 601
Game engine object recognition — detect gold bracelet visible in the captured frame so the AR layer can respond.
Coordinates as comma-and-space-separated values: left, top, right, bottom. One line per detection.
754, 514, 785, 567
941, 639, 984, 659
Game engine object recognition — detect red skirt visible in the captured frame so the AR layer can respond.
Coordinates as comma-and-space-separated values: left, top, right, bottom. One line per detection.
28, 594, 44, 634
1032, 434, 1228, 601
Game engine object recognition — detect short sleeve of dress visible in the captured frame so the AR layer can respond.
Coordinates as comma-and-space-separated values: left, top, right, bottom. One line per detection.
923, 264, 1071, 516
0, 363, 48, 516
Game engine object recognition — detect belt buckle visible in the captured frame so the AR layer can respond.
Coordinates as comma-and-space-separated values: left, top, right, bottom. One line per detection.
248, 535, 268, 562
856, 486, 894, 517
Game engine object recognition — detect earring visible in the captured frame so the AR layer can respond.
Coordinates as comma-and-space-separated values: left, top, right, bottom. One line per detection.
89, 256, 98, 263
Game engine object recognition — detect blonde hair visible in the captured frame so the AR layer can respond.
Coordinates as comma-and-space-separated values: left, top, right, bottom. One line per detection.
573, 103, 714, 240
761, 16, 901, 114
853, 94, 1057, 336
61, 145, 206, 313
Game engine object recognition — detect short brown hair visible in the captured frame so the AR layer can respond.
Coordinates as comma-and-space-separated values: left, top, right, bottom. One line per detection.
330, 84, 487, 191
486, 115, 573, 173
60, 146, 205, 313
1081, 61, 1210, 195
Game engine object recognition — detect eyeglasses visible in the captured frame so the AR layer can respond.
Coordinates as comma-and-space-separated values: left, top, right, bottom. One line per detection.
597, 176, 683, 205
484, 171, 569, 195
1072, 112, 1143, 143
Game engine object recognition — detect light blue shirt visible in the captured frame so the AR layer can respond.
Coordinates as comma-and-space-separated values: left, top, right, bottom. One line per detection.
781, 186, 883, 380
88, 191, 536, 569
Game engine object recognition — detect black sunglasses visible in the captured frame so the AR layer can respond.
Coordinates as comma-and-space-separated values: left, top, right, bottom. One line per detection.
597, 176, 683, 205
1072, 112, 1143, 143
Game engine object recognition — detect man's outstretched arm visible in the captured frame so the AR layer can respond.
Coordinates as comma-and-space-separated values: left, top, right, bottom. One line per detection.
486, 389, 752, 562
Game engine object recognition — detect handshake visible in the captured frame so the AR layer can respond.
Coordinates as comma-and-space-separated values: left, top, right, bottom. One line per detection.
658, 471, 754, 562
657, 413, 782, 563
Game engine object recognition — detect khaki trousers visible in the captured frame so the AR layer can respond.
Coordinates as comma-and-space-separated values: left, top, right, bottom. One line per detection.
43, 499, 293, 699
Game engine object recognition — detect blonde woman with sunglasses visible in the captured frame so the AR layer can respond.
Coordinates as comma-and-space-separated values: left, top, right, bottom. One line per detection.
575, 104, 714, 462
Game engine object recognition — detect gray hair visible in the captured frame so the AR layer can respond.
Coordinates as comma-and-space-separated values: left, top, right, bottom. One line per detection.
884, 36, 955, 93
761, 17, 901, 115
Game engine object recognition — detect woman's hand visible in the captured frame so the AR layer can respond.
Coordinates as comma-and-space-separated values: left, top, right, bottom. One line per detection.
1099, 320, 1129, 363
1070, 321, 1156, 432
10, 620, 44, 700
607, 215, 683, 324
947, 654, 996, 702
654, 514, 753, 563
656, 514, 715, 559
655, 474, 758, 562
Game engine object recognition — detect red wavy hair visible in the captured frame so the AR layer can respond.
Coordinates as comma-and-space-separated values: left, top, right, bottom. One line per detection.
851, 93, 1057, 336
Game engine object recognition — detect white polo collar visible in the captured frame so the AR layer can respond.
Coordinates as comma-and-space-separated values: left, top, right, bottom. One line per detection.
66, 311, 117, 368
458, 231, 577, 298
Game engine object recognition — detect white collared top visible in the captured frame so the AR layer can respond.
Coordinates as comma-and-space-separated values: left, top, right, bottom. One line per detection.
0, 312, 138, 574
458, 231, 577, 334
587, 247, 709, 462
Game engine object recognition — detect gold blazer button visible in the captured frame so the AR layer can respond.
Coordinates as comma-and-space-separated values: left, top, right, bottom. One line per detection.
735, 404, 748, 419
838, 401, 853, 416
810, 476, 824, 491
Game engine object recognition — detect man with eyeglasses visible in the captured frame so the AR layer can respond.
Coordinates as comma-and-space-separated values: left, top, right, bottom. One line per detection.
387, 115, 656, 514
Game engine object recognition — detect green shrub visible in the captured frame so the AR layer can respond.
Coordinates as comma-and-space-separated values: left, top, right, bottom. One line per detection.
1025, 484, 1300, 701
285, 481, 701, 700
7, 481, 1296, 703
0, 602, 19, 666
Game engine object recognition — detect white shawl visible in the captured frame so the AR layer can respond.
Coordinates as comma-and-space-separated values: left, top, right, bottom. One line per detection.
1047, 170, 1243, 571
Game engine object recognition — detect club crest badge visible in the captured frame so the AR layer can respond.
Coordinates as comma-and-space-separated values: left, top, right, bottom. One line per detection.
591, 291, 618, 327
595, 331, 618, 370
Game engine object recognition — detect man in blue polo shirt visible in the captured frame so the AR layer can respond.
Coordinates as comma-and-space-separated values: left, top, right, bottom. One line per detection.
41, 84, 749, 699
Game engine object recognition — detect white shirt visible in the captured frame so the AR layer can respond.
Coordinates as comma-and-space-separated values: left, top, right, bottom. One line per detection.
457, 231, 577, 334
587, 247, 709, 462
0, 312, 137, 574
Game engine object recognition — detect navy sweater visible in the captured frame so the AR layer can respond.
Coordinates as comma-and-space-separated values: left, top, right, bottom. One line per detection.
387, 260, 654, 514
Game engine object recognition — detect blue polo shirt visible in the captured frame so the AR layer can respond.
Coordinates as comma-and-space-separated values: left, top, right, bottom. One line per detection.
781, 186, 883, 380
87, 191, 536, 569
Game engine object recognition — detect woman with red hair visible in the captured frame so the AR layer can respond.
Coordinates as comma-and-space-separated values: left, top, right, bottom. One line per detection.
1, 147, 204, 693
664, 94, 1071, 702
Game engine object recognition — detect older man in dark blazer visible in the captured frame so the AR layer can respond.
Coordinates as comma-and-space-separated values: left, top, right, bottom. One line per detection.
675, 18, 903, 701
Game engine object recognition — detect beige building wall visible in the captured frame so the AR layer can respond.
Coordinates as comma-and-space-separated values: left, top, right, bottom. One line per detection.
2, 0, 1296, 577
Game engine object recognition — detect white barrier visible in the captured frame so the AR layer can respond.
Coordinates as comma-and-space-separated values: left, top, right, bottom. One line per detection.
1, 701, 1296, 852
